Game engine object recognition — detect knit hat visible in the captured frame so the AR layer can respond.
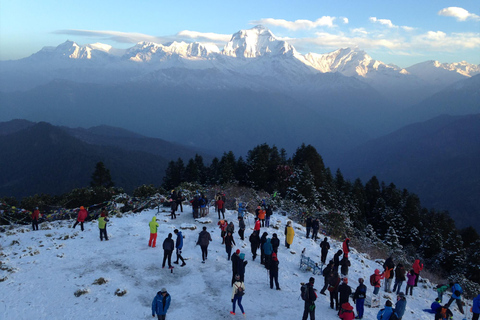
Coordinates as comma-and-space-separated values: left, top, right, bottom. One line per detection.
236, 249, 241, 254
343, 278, 348, 284
309, 277, 315, 284
398, 292, 405, 298
161, 288, 167, 293
239, 253, 245, 260
385, 300, 392, 307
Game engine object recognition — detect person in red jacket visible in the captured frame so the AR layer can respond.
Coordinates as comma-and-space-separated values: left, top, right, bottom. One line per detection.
31, 207, 40, 231
342, 238, 350, 258
216, 197, 225, 220
412, 259, 424, 287
254, 218, 261, 232
73, 206, 88, 231
371, 269, 385, 295
339, 302, 355, 320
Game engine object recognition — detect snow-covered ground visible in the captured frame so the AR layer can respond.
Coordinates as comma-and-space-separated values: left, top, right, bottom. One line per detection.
0, 206, 473, 319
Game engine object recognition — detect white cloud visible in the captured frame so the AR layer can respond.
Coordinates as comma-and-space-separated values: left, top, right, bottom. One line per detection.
352, 28, 368, 35
341, 17, 349, 24
251, 17, 336, 30
401, 26, 415, 32
53, 29, 168, 44
412, 31, 480, 49
438, 7, 480, 21
369, 17, 397, 28
176, 30, 231, 42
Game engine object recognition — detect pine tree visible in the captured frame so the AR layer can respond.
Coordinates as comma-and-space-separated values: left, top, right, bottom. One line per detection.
219, 151, 236, 184
90, 161, 114, 188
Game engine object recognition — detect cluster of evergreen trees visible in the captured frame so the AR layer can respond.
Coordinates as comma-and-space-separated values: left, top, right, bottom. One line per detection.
162, 143, 480, 286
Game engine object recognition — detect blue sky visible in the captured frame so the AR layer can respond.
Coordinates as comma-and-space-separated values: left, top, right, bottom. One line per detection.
0, 0, 479, 67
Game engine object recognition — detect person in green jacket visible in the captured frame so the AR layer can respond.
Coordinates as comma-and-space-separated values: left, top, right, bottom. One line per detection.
98, 210, 109, 241
149, 216, 159, 247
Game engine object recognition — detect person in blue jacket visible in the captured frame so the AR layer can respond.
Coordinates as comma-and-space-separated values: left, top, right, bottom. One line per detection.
377, 300, 393, 320
394, 292, 407, 320
445, 282, 464, 314
472, 293, 480, 320
173, 229, 186, 266
152, 288, 171, 320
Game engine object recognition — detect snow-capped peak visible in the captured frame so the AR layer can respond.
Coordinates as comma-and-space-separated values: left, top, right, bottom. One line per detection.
222, 25, 295, 58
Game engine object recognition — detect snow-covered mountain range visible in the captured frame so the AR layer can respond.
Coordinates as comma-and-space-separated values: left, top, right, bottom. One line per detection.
1, 25, 478, 106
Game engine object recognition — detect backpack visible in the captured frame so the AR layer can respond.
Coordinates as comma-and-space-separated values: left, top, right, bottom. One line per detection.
301, 283, 310, 301
370, 274, 377, 286
389, 312, 399, 320
235, 284, 245, 297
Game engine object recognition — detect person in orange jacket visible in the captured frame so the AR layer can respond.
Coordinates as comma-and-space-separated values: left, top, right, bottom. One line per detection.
73, 206, 88, 231
342, 238, 350, 258
31, 207, 40, 231
412, 259, 423, 287
258, 207, 266, 227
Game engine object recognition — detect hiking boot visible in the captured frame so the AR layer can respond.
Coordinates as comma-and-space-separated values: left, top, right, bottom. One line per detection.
230, 311, 235, 315
276, 288, 281, 290
174, 261, 179, 264
181, 263, 186, 267
202, 260, 205, 264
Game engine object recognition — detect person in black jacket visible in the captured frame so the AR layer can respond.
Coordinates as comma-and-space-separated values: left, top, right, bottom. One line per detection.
196, 226, 212, 263
238, 217, 246, 240
311, 218, 320, 241
329, 272, 341, 310
305, 216, 312, 238
231, 249, 241, 286
271, 233, 280, 254
224, 232, 236, 260
333, 250, 343, 274
392, 263, 406, 294
320, 237, 330, 264
340, 255, 351, 277
337, 278, 352, 311
302, 277, 317, 320
320, 260, 334, 295
236, 253, 248, 283
269, 252, 280, 290
260, 232, 268, 265
249, 230, 260, 261
162, 233, 175, 269
353, 278, 367, 319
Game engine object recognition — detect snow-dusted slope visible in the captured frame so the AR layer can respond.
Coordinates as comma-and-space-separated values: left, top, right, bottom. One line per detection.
0, 205, 473, 319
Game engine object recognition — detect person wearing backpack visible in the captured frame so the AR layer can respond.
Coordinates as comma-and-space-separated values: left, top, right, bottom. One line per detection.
383, 256, 395, 293
265, 205, 273, 228
162, 233, 175, 270
338, 278, 352, 310
328, 272, 341, 310
340, 255, 351, 277
371, 269, 385, 295
269, 252, 280, 290
405, 270, 416, 296
394, 292, 406, 320
302, 277, 317, 320
353, 278, 367, 319
320, 237, 330, 264
434, 305, 453, 320
196, 226, 212, 263
445, 282, 464, 314
31, 207, 40, 231
260, 232, 268, 265
271, 233, 280, 254
342, 238, 350, 258
224, 232, 236, 261
392, 263, 406, 295
435, 284, 449, 303
376, 300, 394, 320
238, 217, 246, 241
231, 274, 246, 316
305, 216, 312, 238
263, 238, 273, 270
311, 218, 320, 241
320, 260, 334, 295
412, 259, 423, 287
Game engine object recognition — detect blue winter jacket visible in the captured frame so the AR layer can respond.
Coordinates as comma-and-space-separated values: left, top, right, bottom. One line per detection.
473, 294, 480, 314
395, 298, 406, 318
451, 283, 463, 299
152, 292, 171, 316
377, 306, 393, 320
263, 238, 273, 255
176, 231, 183, 249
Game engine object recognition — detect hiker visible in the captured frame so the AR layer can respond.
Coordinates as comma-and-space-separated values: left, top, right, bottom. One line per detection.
152, 288, 171, 320
249, 230, 260, 261
238, 217, 246, 240
328, 272, 341, 310
434, 305, 453, 320
302, 277, 317, 320
311, 218, 320, 241
320, 237, 330, 264
305, 216, 312, 238
394, 292, 406, 320
371, 269, 385, 295
237, 202, 246, 218
216, 195, 225, 219
263, 238, 273, 270
405, 269, 416, 296
435, 284, 449, 303
320, 260, 334, 295
73, 206, 88, 231
412, 259, 423, 287
338, 277, 352, 309
353, 278, 367, 319
169, 199, 176, 219
199, 193, 208, 217
231, 249, 241, 285
392, 263, 406, 294
339, 302, 355, 320
383, 256, 395, 293
340, 255, 351, 277
236, 253, 248, 283
175, 191, 184, 213
149, 216, 159, 247
445, 282, 464, 314
376, 300, 393, 320
333, 250, 343, 275
196, 226, 212, 263
260, 232, 268, 264
271, 233, 280, 253
424, 298, 442, 314
342, 238, 350, 258
231, 274, 246, 316
191, 195, 200, 218
224, 232, 236, 260
258, 206, 266, 227
218, 219, 228, 244
285, 221, 294, 248
173, 229, 186, 267
265, 204, 272, 228
226, 221, 235, 235
162, 233, 174, 269
98, 210, 109, 241
472, 293, 480, 320
31, 207, 40, 231
269, 252, 280, 290
254, 218, 261, 231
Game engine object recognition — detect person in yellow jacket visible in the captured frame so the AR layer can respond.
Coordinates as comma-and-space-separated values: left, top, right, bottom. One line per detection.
149, 216, 159, 247
98, 210, 109, 241
285, 221, 295, 248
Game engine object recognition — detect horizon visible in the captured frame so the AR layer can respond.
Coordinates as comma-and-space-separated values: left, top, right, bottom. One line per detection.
0, 1, 479, 68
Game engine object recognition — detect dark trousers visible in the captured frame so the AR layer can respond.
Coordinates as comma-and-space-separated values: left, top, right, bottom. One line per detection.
217, 207, 224, 219
175, 248, 185, 264
73, 221, 84, 231
162, 250, 173, 268
32, 219, 39, 231
226, 245, 232, 260
302, 302, 315, 320
321, 251, 328, 264
320, 277, 328, 294
356, 298, 365, 319
238, 229, 245, 240
445, 297, 464, 314
330, 291, 338, 310
99, 227, 108, 240
156, 315, 166, 320
176, 202, 183, 212
270, 271, 279, 289
232, 296, 244, 314
201, 245, 208, 261
312, 228, 318, 240
413, 272, 420, 286
306, 227, 311, 238
405, 284, 413, 295
472, 313, 479, 320
251, 245, 257, 260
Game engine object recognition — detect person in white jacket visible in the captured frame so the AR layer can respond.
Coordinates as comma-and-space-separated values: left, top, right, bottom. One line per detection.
230, 274, 246, 316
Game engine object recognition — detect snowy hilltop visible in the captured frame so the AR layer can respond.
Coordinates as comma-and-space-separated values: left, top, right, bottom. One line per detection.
0, 205, 475, 319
